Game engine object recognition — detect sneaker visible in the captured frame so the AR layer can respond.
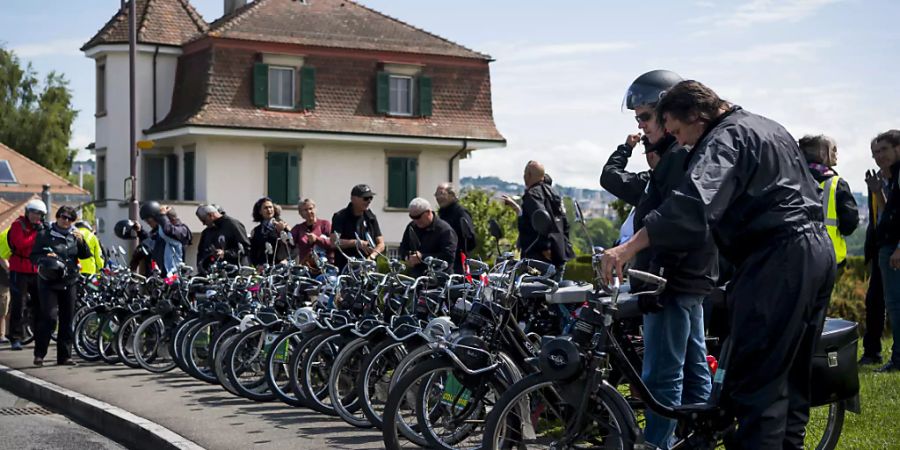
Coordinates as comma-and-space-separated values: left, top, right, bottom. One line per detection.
875, 361, 899, 373
33, 357, 43, 367
10, 340, 23, 351
859, 354, 883, 366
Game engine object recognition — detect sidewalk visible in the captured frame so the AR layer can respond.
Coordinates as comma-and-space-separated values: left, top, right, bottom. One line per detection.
0, 344, 382, 450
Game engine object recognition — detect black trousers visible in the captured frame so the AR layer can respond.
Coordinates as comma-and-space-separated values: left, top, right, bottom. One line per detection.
7, 272, 40, 341
34, 283, 76, 362
722, 227, 835, 450
862, 260, 885, 357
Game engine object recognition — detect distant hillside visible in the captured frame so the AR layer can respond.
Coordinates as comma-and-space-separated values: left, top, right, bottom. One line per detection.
461, 176, 616, 203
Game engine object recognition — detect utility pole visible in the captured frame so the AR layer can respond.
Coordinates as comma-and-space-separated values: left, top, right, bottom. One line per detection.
128, 0, 139, 251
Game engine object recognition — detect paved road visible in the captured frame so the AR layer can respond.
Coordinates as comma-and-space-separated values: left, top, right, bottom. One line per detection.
0, 343, 383, 450
0, 385, 125, 450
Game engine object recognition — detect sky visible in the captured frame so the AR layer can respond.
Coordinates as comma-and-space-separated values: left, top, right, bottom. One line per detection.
2, 0, 899, 193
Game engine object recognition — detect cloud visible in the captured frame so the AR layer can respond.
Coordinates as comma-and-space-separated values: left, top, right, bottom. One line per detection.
12, 38, 83, 58
692, 0, 844, 29
716, 40, 831, 63
486, 41, 635, 63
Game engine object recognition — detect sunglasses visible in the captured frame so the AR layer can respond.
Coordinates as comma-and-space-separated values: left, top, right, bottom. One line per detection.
409, 211, 426, 220
635, 112, 654, 123
59, 215, 76, 221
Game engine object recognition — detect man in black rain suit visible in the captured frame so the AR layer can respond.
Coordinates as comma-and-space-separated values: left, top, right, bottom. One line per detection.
600, 80, 835, 450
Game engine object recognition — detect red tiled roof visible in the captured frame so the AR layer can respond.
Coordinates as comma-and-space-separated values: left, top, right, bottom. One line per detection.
148, 45, 505, 142
0, 143, 90, 196
203, 0, 490, 60
81, 0, 208, 51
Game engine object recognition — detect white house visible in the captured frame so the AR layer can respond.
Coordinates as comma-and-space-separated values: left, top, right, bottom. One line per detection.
82, 0, 506, 264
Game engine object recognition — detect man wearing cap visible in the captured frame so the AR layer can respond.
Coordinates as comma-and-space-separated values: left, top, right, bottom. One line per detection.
331, 184, 385, 268
399, 198, 458, 277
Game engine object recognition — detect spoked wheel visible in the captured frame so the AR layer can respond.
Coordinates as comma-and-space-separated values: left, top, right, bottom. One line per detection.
265, 328, 307, 407
115, 312, 145, 369
803, 402, 846, 450
225, 325, 277, 402
359, 339, 427, 430
184, 319, 220, 383
133, 315, 177, 373
213, 327, 243, 396
484, 373, 636, 450
74, 311, 102, 362
97, 314, 122, 364
301, 332, 349, 416
329, 337, 374, 428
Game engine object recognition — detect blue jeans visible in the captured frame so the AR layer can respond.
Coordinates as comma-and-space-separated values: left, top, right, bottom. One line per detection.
642, 293, 712, 449
878, 246, 900, 364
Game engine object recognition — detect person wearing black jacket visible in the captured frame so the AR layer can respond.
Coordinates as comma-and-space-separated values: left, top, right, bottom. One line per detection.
871, 130, 900, 373
600, 134, 655, 208
195, 204, 251, 270
502, 161, 574, 267
399, 198, 457, 277
798, 135, 859, 268
612, 69, 715, 450
601, 81, 835, 449
435, 183, 476, 273
29, 206, 91, 367
248, 198, 293, 267
332, 184, 385, 269
134, 202, 192, 275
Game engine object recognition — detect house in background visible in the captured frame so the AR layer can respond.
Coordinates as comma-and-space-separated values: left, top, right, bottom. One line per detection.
0, 143, 91, 211
82, 0, 505, 262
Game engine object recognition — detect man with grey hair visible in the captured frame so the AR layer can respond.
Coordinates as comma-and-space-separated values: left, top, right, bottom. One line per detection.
399, 197, 457, 277
195, 204, 250, 271
435, 183, 476, 273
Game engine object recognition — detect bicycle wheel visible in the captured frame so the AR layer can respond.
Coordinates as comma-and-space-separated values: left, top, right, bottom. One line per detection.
97, 313, 122, 364
225, 324, 277, 402
359, 339, 427, 430
264, 327, 308, 407
171, 316, 200, 374
288, 328, 329, 407
115, 312, 145, 369
301, 331, 349, 416
213, 327, 243, 396
183, 318, 219, 383
133, 314, 177, 373
74, 310, 101, 362
804, 402, 846, 450
329, 337, 374, 428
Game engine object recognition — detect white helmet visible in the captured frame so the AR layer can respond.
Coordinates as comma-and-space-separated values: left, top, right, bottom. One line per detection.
25, 199, 47, 215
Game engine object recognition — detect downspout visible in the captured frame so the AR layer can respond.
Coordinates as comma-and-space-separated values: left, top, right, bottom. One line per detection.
448, 138, 468, 182
152, 45, 160, 124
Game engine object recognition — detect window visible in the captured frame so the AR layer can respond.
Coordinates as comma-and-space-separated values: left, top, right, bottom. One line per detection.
389, 76, 413, 115
96, 60, 106, 115
0, 160, 17, 184
183, 148, 195, 201
96, 153, 106, 199
267, 151, 299, 205
386, 156, 417, 208
268, 66, 295, 109
376, 72, 432, 117
142, 151, 178, 201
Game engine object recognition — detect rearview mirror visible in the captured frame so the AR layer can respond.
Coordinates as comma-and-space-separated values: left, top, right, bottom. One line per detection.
531, 210, 553, 236
573, 200, 585, 223
117, 245, 126, 256
488, 219, 503, 240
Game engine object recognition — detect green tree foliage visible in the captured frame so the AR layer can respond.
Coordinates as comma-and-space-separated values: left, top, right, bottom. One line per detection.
609, 198, 632, 227
0, 46, 78, 175
458, 189, 518, 260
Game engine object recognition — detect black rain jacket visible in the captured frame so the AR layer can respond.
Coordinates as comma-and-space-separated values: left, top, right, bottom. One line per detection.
600, 143, 651, 207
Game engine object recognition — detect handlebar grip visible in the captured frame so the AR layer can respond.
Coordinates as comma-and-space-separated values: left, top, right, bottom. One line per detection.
627, 269, 667, 287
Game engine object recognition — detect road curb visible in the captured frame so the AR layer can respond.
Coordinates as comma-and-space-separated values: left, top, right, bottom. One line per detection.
0, 362, 205, 450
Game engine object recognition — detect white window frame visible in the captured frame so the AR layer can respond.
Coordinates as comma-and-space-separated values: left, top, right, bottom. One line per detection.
388, 75, 414, 116
268, 66, 295, 109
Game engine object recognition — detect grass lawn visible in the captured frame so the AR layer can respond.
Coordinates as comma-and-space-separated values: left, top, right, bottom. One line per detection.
834, 337, 900, 449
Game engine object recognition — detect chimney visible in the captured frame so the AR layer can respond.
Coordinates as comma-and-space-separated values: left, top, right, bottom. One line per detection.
224, 0, 247, 15
41, 184, 52, 216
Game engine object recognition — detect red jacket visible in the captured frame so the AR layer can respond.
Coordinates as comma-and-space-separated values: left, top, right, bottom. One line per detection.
8, 216, 40, 274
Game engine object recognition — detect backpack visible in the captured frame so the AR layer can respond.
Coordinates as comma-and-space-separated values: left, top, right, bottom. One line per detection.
539, 184, 575, 264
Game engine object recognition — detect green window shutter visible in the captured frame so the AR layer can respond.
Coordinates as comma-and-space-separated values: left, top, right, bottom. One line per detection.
417, 76, 432, 117
96, 155, 106, 200
143, 157, 166, 201
406, 158, 417, 204
300, 66, 316, 110
375, 71, 390, 114
267, 152, 288, 205
287, 153, 299, 204
166, 154, 178, 201
253, 63, 269, 107
387, 157, 406, 208
183, 152, 195, 201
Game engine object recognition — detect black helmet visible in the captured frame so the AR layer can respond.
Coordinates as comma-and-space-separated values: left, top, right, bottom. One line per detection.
114, 219, 138, 240
37, 256, 67, 282
623, 70, 684, 110
139, 201, 161, 221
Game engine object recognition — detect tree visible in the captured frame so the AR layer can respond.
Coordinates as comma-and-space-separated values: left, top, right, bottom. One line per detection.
0, 46, 78, 175
609, 198, 632, 227
458, 189, 519, 261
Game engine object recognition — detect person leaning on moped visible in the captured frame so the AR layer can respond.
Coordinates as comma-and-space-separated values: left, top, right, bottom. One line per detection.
30, 206, 91, 367
601, 80, 835, 450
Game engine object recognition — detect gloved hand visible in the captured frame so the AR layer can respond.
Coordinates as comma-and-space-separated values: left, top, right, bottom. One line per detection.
638, 294, 664, 314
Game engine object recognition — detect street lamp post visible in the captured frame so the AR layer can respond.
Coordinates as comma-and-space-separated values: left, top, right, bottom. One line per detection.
128, 0, 139, 251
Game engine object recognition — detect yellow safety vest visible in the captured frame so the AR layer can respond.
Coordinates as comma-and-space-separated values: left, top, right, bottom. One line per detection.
821, 175, 846, 264
0, 227, 11, 260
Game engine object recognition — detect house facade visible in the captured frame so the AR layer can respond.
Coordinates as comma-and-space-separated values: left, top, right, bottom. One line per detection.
82, 0, 505, 262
